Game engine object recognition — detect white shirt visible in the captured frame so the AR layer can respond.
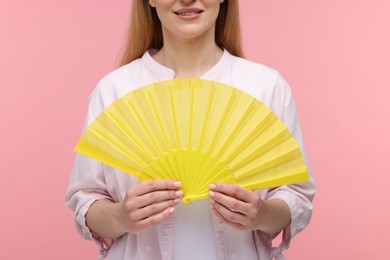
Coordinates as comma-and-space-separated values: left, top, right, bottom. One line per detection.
65, 49, 316, 260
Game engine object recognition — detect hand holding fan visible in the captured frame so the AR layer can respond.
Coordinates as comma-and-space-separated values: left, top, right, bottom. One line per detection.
75, 79, 309, 204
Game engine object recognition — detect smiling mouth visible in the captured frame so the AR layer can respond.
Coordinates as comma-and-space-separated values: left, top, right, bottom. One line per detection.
174, 11, 203, 16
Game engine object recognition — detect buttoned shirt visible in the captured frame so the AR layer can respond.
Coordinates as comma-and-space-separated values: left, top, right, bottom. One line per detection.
65, 49, 316, 260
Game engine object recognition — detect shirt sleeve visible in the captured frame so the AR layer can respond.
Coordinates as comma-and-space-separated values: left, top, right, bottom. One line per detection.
256, 73, 316, 259
65, 76, 115, 257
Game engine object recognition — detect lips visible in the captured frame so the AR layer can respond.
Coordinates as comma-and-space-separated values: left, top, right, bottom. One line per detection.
174, 8, 203, 16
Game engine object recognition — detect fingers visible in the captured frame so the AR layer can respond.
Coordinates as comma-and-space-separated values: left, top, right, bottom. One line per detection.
121, 180, 183, 234
209, 188, 247, 214
130, 199, 179, 226
137, 198, 180, 219
210, 198, 247, 224
209, 183, 256, 213
209, 183, 261, 230
135, 180, 182, 196
209, 185, 248, 226
209, 183, 253, 203
210, 203, 246, 230
135, 189, 183, 209
132, 207, 176, 233
130, 191, 183, 221
127, 180, 182, 208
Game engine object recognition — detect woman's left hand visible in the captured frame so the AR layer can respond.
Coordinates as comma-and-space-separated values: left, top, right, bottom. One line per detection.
208, 183, 265, 231
209, 183, 291, 234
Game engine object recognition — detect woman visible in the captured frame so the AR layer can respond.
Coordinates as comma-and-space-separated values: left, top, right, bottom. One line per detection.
65, 0, 316, 259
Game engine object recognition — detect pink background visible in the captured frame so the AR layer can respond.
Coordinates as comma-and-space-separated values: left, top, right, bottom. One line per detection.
1, 1, 389, 259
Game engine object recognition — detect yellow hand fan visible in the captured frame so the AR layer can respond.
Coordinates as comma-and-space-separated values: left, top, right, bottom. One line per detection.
75, 79, 309, 204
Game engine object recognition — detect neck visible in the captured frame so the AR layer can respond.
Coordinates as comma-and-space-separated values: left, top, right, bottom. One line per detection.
152, 33, 223, 78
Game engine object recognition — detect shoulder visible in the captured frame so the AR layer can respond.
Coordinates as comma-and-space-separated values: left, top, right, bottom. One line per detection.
81, 57, 151, 125
89, 56, 152, 108
226, 53, 292, 101
95, 59, 144, 93
228, 53, 288, 88
231, 55, 278, 78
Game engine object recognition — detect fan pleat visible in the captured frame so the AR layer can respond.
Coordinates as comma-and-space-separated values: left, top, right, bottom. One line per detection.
147, 89, 173, 152
207, 88, 237, 155
169, 84, 181, 150
139, 89, 170, 154
113, 98, 157, 160
214, 94, 257, 159
202, 87, 234, 154
229, 127, 292, 171
197, 84, 215, 151
76, 123, 144, 176
124, 96, 162, 157
106, 104, 153, 165
235, 145, 303, 180
221, 109, 275, 164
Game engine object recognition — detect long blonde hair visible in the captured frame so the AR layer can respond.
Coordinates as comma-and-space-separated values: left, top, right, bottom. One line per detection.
118, 0, 243, 67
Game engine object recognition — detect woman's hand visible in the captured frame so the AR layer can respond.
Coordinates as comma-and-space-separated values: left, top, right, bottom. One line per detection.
86, 180, 182, 239
117, 180, 183, 234
209, 183, 291, 235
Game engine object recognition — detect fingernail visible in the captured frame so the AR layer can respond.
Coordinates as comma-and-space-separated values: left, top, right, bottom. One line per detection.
175, 190, 183, 197
174, 199, 180, 204
169, 207, 175, 214
173, 181, 181, 188
208, 191, 215, 197
209, 184, 216, 190
210, 199, 215, 204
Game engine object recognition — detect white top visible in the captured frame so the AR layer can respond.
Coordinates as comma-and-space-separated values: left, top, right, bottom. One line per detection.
65, 49, 316, 260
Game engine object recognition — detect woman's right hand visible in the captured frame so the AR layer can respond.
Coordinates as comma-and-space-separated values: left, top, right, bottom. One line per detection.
117, 180, 182, 234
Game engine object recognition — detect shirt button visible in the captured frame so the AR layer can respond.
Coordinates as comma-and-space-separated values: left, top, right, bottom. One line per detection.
163, 251, 169, 257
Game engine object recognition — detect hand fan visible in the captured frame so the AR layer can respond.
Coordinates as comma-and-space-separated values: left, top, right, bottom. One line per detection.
75, 79, 309, 204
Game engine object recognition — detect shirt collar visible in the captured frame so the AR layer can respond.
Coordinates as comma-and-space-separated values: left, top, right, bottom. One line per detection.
141, 49, 175, 80
141, 49, 231, 80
